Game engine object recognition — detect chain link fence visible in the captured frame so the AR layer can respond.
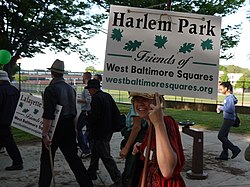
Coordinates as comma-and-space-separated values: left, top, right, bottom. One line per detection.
11, 81, 250, 107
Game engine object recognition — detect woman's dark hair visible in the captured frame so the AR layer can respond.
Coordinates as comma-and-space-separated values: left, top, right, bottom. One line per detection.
220, 81, 233, 93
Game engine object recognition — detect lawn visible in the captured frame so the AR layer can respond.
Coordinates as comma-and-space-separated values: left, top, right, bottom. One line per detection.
13, 103, 250, 144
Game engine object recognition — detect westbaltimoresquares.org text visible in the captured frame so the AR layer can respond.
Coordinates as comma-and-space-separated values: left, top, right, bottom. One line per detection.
105, 76, 213, 94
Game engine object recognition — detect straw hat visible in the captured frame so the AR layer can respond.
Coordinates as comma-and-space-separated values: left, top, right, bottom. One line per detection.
129, 92, 155, 99
47, 59, 65, 74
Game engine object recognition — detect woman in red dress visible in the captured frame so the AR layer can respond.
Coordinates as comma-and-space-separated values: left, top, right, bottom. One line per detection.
130, 92, 186, 187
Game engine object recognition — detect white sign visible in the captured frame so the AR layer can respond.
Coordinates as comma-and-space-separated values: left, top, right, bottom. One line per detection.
103, 5, 222, 100
11, 92, 62, 139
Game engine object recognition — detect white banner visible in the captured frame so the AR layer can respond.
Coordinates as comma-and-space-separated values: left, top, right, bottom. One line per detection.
103, 5, 222, 100
11, 92, 62, 139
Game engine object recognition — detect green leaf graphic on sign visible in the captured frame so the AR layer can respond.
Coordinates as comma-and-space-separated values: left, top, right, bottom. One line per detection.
19, 102, 23, 108
123, 40, 142, 51
34, 109, 39, 114
201, 39, 213, 50
179, 43, 195, 54
22, 109, 29, 113
154, 35, 168, 49
110, 28, 123, 42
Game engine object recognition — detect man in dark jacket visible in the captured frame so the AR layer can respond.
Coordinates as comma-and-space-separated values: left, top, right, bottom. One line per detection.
0, 70, 23, 170
86, 79, 122, 187
38, 59, 93, 187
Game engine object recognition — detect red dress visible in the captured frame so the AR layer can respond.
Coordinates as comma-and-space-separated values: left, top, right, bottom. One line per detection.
139, 116, 186, 187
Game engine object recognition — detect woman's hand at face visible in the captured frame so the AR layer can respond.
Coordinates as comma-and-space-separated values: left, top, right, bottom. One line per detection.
148, 92, 164, 127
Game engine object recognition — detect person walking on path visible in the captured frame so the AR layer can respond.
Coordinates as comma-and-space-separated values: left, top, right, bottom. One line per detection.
86, 79, 122, 187
77, 71, 92, 158
130, 92, 186, 187
216, 81, 241, 160
38, 59, 93, 187
0, 70, 23, 171
119, 104, 147, 187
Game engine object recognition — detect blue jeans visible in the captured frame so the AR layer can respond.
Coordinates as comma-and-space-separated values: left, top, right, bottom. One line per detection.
77, 111, 91, 154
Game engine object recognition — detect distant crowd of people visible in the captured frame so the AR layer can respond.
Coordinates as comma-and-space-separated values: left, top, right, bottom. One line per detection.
0, 59, 242, 187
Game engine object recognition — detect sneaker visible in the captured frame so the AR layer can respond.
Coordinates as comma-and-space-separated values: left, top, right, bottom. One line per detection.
5, 164, 23, 171
231, 147, 241, 159
215, 156, 228, 160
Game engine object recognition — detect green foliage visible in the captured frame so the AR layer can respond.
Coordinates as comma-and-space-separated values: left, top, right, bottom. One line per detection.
111, 28, 123, 41
123, 40, 143, 51
226, 65, 247, 73
220, 72, 229, 82
219, 65, 227, 72
154, 35, 168, 49
235, 76, 250, 89
85, 66, 97, 73
179, 43, 195, 54
201, 39, 213, 50
14, 74, 28, 82
1, 0, 107, 75
220, 65, 250, 74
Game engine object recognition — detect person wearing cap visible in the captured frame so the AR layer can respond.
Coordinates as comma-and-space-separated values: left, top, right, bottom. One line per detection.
85, 79, 122, 187
38, 59, 93, 187
0, 70, 23, 171
129, 92, 186, 187
76, 71, 92, 158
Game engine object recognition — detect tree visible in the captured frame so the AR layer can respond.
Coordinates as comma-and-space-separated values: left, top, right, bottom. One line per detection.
85, 66, 96, 73
0, 0, 107, 79
235, 74, 250, 89
220, 72, 229, 82
93, 0, 244, 59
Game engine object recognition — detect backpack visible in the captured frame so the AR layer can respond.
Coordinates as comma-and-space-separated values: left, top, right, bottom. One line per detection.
112, 99, 126, 132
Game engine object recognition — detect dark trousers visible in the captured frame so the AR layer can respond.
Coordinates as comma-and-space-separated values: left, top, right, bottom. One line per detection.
218, 119, 239, 156
88, 137, 121, 182
38, 118, 93, 187
0, 126, 23, 166
77, 111, 91, 154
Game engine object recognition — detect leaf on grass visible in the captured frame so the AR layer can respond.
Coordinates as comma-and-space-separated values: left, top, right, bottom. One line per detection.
123, 40, 142, 51
110, 28, 123, 42
154, 35, 168, 49
179, 43, 195, 54
201, 39, 213, 50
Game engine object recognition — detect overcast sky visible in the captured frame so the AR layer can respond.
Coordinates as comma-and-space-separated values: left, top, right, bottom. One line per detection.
20, 3, 250, 72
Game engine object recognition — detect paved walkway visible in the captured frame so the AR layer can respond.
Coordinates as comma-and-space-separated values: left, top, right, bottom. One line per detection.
0, 127, 250, 187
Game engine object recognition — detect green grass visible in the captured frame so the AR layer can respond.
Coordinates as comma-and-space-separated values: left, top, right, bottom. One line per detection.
13, 103, 250, 144
118, 104, 250, 134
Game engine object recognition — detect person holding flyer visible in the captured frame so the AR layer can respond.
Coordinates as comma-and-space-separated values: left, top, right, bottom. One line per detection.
38, 59, 93, 187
